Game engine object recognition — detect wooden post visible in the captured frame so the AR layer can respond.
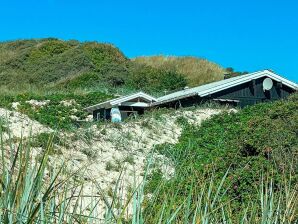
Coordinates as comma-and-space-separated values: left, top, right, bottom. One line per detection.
250, 80, 256, 96
277, 82, 283, 98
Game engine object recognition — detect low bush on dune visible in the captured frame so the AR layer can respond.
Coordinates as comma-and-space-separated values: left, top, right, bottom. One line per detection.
0, 90, 113, 130
145, 93, 298, 222
0, 95, 297, 223
56, 63, 187, 94
0, 131, 296, 223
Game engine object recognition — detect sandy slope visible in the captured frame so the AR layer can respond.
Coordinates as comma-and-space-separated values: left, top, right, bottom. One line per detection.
0, 106, 233, 221
0, 108, 52, 139
54, 108, 228, 220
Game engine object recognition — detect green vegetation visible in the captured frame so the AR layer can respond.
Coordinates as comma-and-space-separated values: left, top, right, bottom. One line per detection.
31, 132, 66, 149
224, 67, 249, 79
0, 38, 244, 130
0, 133, 108, 223
0, 39, 190, 93
0, 38, 296, 223
0, 117, 8, 132
105, 160, 122, 172
123, 155, 135, 165
0, 90, 112, 130
0, 130, 296, 223
1, 38, 248, 94
133, 56, 226, 87
145, 94, 298, 222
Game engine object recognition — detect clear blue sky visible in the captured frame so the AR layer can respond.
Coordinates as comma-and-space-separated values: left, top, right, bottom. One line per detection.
0, 0, 297, 82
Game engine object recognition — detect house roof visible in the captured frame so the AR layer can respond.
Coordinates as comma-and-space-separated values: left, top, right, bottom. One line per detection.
85, 91, 157, 112
85, 70, 297, 112
153, 70, 298, 105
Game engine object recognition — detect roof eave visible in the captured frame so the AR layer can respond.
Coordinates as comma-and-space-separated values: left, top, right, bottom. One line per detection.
110, 92, 157, 105
152, 92, 199, 106
199, 70, 298, 97
84, 91, 157, 112
85, 102, 112, 112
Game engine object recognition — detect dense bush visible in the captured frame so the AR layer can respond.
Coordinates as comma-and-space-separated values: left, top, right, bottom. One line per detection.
0, 90, 113, 130
55, 72, 104, 89
147, 94, 298, 221
128, 63, 187, 92
224, 67, 249, 79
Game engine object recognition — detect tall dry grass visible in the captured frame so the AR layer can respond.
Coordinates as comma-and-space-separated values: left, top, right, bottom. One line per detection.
133, 56, 226, 87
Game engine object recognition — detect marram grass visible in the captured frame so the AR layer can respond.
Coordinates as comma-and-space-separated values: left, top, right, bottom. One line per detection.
0, 130, 296, 223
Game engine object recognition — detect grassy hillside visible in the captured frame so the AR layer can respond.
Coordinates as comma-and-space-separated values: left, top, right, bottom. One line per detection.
0, 39, 193, 93
133, 56, 226, 87
0, 39, 230, 94
0, 39, 98, 88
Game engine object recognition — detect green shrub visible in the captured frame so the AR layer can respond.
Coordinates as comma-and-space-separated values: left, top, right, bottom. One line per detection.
148, 95, 298, 221
128, 64, 187, 92
31, 132, 66, 149
29, 39, 72, 59
0, 90, 113, 130
55, 72, 103, 89
0, 117, 9, 132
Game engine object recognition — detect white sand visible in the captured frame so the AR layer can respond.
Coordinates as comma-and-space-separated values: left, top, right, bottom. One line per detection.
0, 108, 52, 138
55, 108, 230, 220
0, 105, 235, 221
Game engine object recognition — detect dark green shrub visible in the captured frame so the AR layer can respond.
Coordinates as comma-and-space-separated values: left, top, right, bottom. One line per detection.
31, 132, 65, 148
29, 39, 72, 59
128, 64, 187, 92
148, 95, 298, 220
56, 72, 103, 89
157, 70, 187, 91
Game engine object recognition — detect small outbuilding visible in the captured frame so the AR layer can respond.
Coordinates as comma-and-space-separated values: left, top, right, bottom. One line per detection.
85, 92, 157, 120
85, 70, 297, 121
